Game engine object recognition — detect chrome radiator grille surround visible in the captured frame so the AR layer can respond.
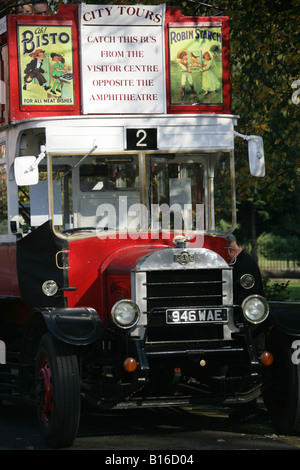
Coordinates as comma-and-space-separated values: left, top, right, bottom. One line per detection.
131, 248, 234, 342
146, 269, 224, 310
145, 269, 225, 342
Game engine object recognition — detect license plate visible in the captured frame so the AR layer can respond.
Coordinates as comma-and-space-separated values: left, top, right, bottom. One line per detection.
166, 308, 227, 324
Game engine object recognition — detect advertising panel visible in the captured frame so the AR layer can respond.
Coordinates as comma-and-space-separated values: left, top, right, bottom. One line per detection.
6, 5, 80, 121
165, 9, 230, 114
80, 4, 166, 114
169, 24, 223, 106
18, 24, 75, 107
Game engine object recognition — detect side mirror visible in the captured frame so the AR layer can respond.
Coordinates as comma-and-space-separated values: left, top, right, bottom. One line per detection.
234, 131, 266, 178
14, 156, 39, 186
248, 136, 265, 177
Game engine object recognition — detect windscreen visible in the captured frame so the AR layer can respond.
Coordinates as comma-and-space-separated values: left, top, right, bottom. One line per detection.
145, 152, 234, 235
41, 151, 234, 237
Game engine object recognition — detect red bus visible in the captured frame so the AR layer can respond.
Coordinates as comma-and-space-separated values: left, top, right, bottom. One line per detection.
0, 2, 298, 448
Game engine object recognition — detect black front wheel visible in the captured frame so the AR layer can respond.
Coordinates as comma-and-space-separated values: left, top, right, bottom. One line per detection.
35, 333, 81, 448
263, 330, 300, 435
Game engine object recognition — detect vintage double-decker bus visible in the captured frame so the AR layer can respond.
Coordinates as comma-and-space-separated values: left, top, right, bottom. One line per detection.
0, 2, 299, 448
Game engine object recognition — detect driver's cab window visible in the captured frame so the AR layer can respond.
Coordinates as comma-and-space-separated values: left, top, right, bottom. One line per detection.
75, 155, 139, 230
79, 157, 139, 191
146, 153, 207, 232
48, 154, 140, 233
145, 151, 234, 234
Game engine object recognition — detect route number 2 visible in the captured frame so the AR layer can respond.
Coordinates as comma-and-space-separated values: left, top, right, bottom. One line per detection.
136, 129, 147, 147
126, 128, 157, 150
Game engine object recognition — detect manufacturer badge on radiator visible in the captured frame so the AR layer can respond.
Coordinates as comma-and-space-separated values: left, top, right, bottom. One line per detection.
174, 251, 195, 265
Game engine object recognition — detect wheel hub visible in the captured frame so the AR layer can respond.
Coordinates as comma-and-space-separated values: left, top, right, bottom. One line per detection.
36, 357, 53, 426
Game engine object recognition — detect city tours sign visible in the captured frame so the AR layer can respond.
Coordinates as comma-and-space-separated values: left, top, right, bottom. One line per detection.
80, 4, 166, 114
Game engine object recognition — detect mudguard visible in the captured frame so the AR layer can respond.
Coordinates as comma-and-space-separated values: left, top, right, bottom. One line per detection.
32, 307, 104, 345
269, 301, 300, 337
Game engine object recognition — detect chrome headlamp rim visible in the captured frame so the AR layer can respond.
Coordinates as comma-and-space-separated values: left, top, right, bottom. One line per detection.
111, 299, 140, 329
241, 294, 269, 324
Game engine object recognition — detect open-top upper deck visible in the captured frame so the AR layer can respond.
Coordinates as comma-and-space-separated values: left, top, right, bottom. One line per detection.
0, 3, 231, 125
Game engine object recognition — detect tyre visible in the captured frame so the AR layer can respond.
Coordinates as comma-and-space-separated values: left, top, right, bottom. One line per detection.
35, 333, 81, 448
263, 330, 300, 435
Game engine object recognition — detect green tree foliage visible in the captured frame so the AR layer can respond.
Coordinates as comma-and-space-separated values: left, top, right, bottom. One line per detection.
231, 0, 300, 239
177, 0, 299, 257
259, 232, 300, 263
263, 278, 290, 301
226, 0, 299, 255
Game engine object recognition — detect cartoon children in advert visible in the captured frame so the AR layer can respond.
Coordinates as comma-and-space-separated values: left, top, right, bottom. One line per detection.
176, 49, 221, 102
50, 52, 71, 95
199, 51, 220, 95
21, 47, 73, 104
23, 49, 50, 91
177, 50, 197, 98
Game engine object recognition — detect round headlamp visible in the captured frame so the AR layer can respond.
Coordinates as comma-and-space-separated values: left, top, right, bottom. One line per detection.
42, 280, 58, 296
241, 295, 269, 324
240, 273, 255, 289
111, 300, 140, 329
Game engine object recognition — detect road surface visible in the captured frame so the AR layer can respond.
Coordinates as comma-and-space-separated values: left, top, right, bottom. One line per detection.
0, 399, 299, 452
